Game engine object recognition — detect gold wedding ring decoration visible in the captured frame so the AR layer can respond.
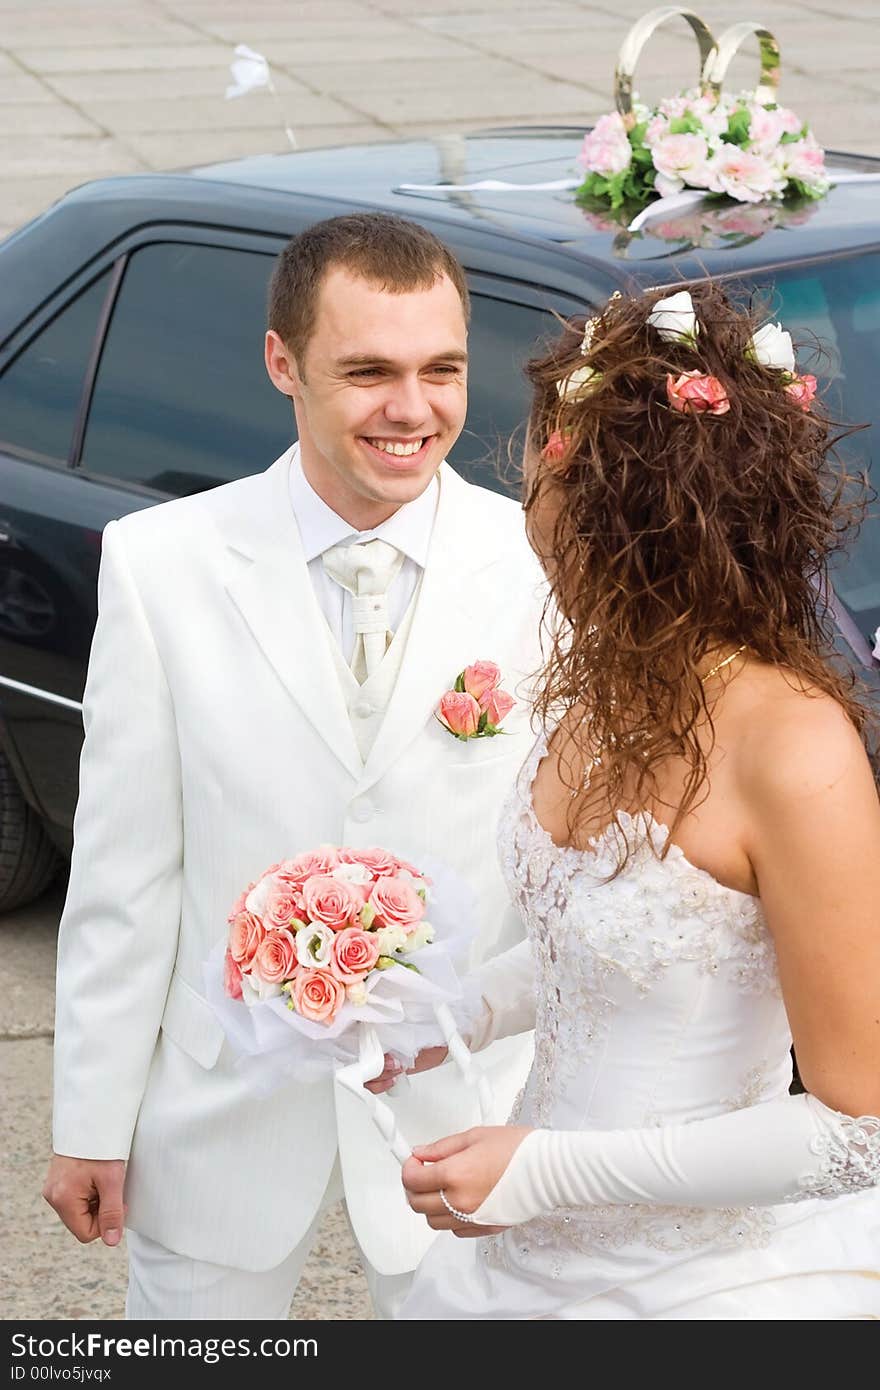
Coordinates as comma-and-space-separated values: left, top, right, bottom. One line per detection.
615, 6, 781, 121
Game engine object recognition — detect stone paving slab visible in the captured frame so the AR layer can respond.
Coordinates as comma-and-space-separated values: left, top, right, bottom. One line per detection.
0, 102, 102, 137
300, 56, 533, 96
122, 122, 387, 172
0, 133, 143, 178
80, 92, 362, 134
351, 77, 608, 126
44, 67, 307, 104
13, 44, 237, 73
0, 74, 57, 103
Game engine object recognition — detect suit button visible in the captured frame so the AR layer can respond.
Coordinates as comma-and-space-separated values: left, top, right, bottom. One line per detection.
352, 698, 374, 719
350, 798, 373, 823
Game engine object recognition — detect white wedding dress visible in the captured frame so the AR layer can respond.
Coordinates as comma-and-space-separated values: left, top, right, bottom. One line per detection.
401, 734, 880, 1320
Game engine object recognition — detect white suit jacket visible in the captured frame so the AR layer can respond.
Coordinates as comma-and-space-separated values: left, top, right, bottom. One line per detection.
53, 448, 547, 1274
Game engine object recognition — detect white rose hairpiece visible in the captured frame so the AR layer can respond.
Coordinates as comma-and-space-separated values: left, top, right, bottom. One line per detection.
646, 290, 700, 346
747, 321, 796, 373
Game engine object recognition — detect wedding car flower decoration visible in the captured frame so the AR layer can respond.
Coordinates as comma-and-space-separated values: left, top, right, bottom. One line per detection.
436, 661, 516, 740
577, 89, 829, 215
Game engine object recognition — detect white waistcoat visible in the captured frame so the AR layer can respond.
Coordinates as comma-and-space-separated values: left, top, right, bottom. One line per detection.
325, 578, 422, 763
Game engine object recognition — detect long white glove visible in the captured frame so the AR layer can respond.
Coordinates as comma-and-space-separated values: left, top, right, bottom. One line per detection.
463, 940, 536, 1054
472, 1094, 880, 1225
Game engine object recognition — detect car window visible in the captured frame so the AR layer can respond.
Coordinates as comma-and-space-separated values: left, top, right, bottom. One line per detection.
80, 244, 556, 501
0, 270, 111, 463
451, 296, 555, 495
767, 254, 879, 641
80, 243, 294, 496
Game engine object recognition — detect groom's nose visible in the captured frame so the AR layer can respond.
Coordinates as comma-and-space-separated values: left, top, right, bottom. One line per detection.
382, 374, 432, 427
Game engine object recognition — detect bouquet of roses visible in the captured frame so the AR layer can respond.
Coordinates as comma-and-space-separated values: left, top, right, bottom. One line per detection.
577, 89, 828, 216
223, 844, 436, 1023
205, 844, 489, 1162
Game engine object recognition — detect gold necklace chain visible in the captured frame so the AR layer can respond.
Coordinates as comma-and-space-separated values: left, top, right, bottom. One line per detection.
578, 644, 747, 785
702, 644, 747, 682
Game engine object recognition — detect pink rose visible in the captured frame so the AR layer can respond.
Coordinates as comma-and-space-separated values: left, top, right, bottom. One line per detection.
776, 135, 827, 193
708, 147, 784, 203
666, 371, 730, 416
437, 690, 481, 738
292, 969, 345, 1025
252, 928, 298, 985
330, 927, 381, 982
369, 876, 425, 932
302, 874, 363, 930
263, 882, 306, 930
339, 847, 400, 878
541, 429, 571, 463
229, 910, 266, 968
650, 132, 711, 189
579, 112, 632, 177
479, 687, 516, 728
461, 660, 501, 702
283, 846, 341, 888
644, 113, 670, 147
223, 949, 243, 1000
785, 373, 817, 410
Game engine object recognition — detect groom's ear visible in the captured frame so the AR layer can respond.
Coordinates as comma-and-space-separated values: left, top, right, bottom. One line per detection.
264, 330, 305, 401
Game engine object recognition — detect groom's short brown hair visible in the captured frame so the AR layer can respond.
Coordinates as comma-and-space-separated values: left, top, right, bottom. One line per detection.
268, 211, 470, 368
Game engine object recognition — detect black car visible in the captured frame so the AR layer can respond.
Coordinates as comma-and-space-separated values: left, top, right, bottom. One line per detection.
1, 127, 878, 912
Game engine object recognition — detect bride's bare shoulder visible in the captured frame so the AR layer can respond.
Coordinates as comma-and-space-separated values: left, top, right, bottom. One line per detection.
728, 661, 874, 803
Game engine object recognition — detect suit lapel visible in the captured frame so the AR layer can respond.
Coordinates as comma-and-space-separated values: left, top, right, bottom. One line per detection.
221, 448, 363, 781
358, 464, 507, 793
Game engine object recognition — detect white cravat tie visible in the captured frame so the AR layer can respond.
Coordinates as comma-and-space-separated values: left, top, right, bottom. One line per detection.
321, 538, 405, 682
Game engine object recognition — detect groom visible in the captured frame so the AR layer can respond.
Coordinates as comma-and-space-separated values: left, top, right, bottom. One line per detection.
43, 212, 546, 1320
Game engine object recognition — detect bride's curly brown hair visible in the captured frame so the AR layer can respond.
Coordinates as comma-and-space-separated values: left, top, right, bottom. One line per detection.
524, 279, 872, 863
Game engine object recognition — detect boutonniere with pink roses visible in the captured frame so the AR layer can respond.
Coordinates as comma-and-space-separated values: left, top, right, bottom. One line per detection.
436, 660, 516, 741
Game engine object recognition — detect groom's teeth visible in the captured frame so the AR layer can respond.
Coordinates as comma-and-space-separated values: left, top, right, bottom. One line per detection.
368, 439, 424, 456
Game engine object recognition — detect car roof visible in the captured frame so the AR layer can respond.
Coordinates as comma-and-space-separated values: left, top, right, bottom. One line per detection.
189, 127, 880, 274
3, 128, 880, 348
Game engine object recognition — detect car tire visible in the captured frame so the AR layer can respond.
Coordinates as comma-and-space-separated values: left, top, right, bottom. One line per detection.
0, 747, 60, 913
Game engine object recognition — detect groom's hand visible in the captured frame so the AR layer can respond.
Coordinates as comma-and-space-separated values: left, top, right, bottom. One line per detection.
365, 1046, 449, 1094
42, 1154, 127, 1246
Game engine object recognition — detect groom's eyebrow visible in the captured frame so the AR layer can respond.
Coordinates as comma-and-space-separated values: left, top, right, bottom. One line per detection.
336, 351, 468, 368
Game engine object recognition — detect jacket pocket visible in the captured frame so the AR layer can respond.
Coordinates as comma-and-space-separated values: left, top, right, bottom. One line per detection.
160, 968, 225, 1070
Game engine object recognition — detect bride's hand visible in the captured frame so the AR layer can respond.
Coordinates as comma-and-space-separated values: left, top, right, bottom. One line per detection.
401, 1126, 532, 1236
364, 1046, 449, 1094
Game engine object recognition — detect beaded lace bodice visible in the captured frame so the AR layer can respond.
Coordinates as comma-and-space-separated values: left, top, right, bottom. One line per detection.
483, 733, 816, 1268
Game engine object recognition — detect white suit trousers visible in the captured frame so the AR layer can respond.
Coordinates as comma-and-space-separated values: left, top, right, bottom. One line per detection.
125, 1160, 413, 1321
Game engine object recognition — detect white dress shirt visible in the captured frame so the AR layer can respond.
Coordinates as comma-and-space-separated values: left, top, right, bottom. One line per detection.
287, 444, 438, 663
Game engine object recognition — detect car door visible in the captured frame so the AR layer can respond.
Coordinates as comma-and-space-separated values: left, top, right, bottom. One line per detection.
0, 231, 295, 846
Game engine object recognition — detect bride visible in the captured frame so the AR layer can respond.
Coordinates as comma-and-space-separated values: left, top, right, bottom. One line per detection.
396, 283, 880, 1319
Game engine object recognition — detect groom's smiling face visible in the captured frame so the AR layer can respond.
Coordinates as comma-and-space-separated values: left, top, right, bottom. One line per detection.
266, 266, 468, 528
